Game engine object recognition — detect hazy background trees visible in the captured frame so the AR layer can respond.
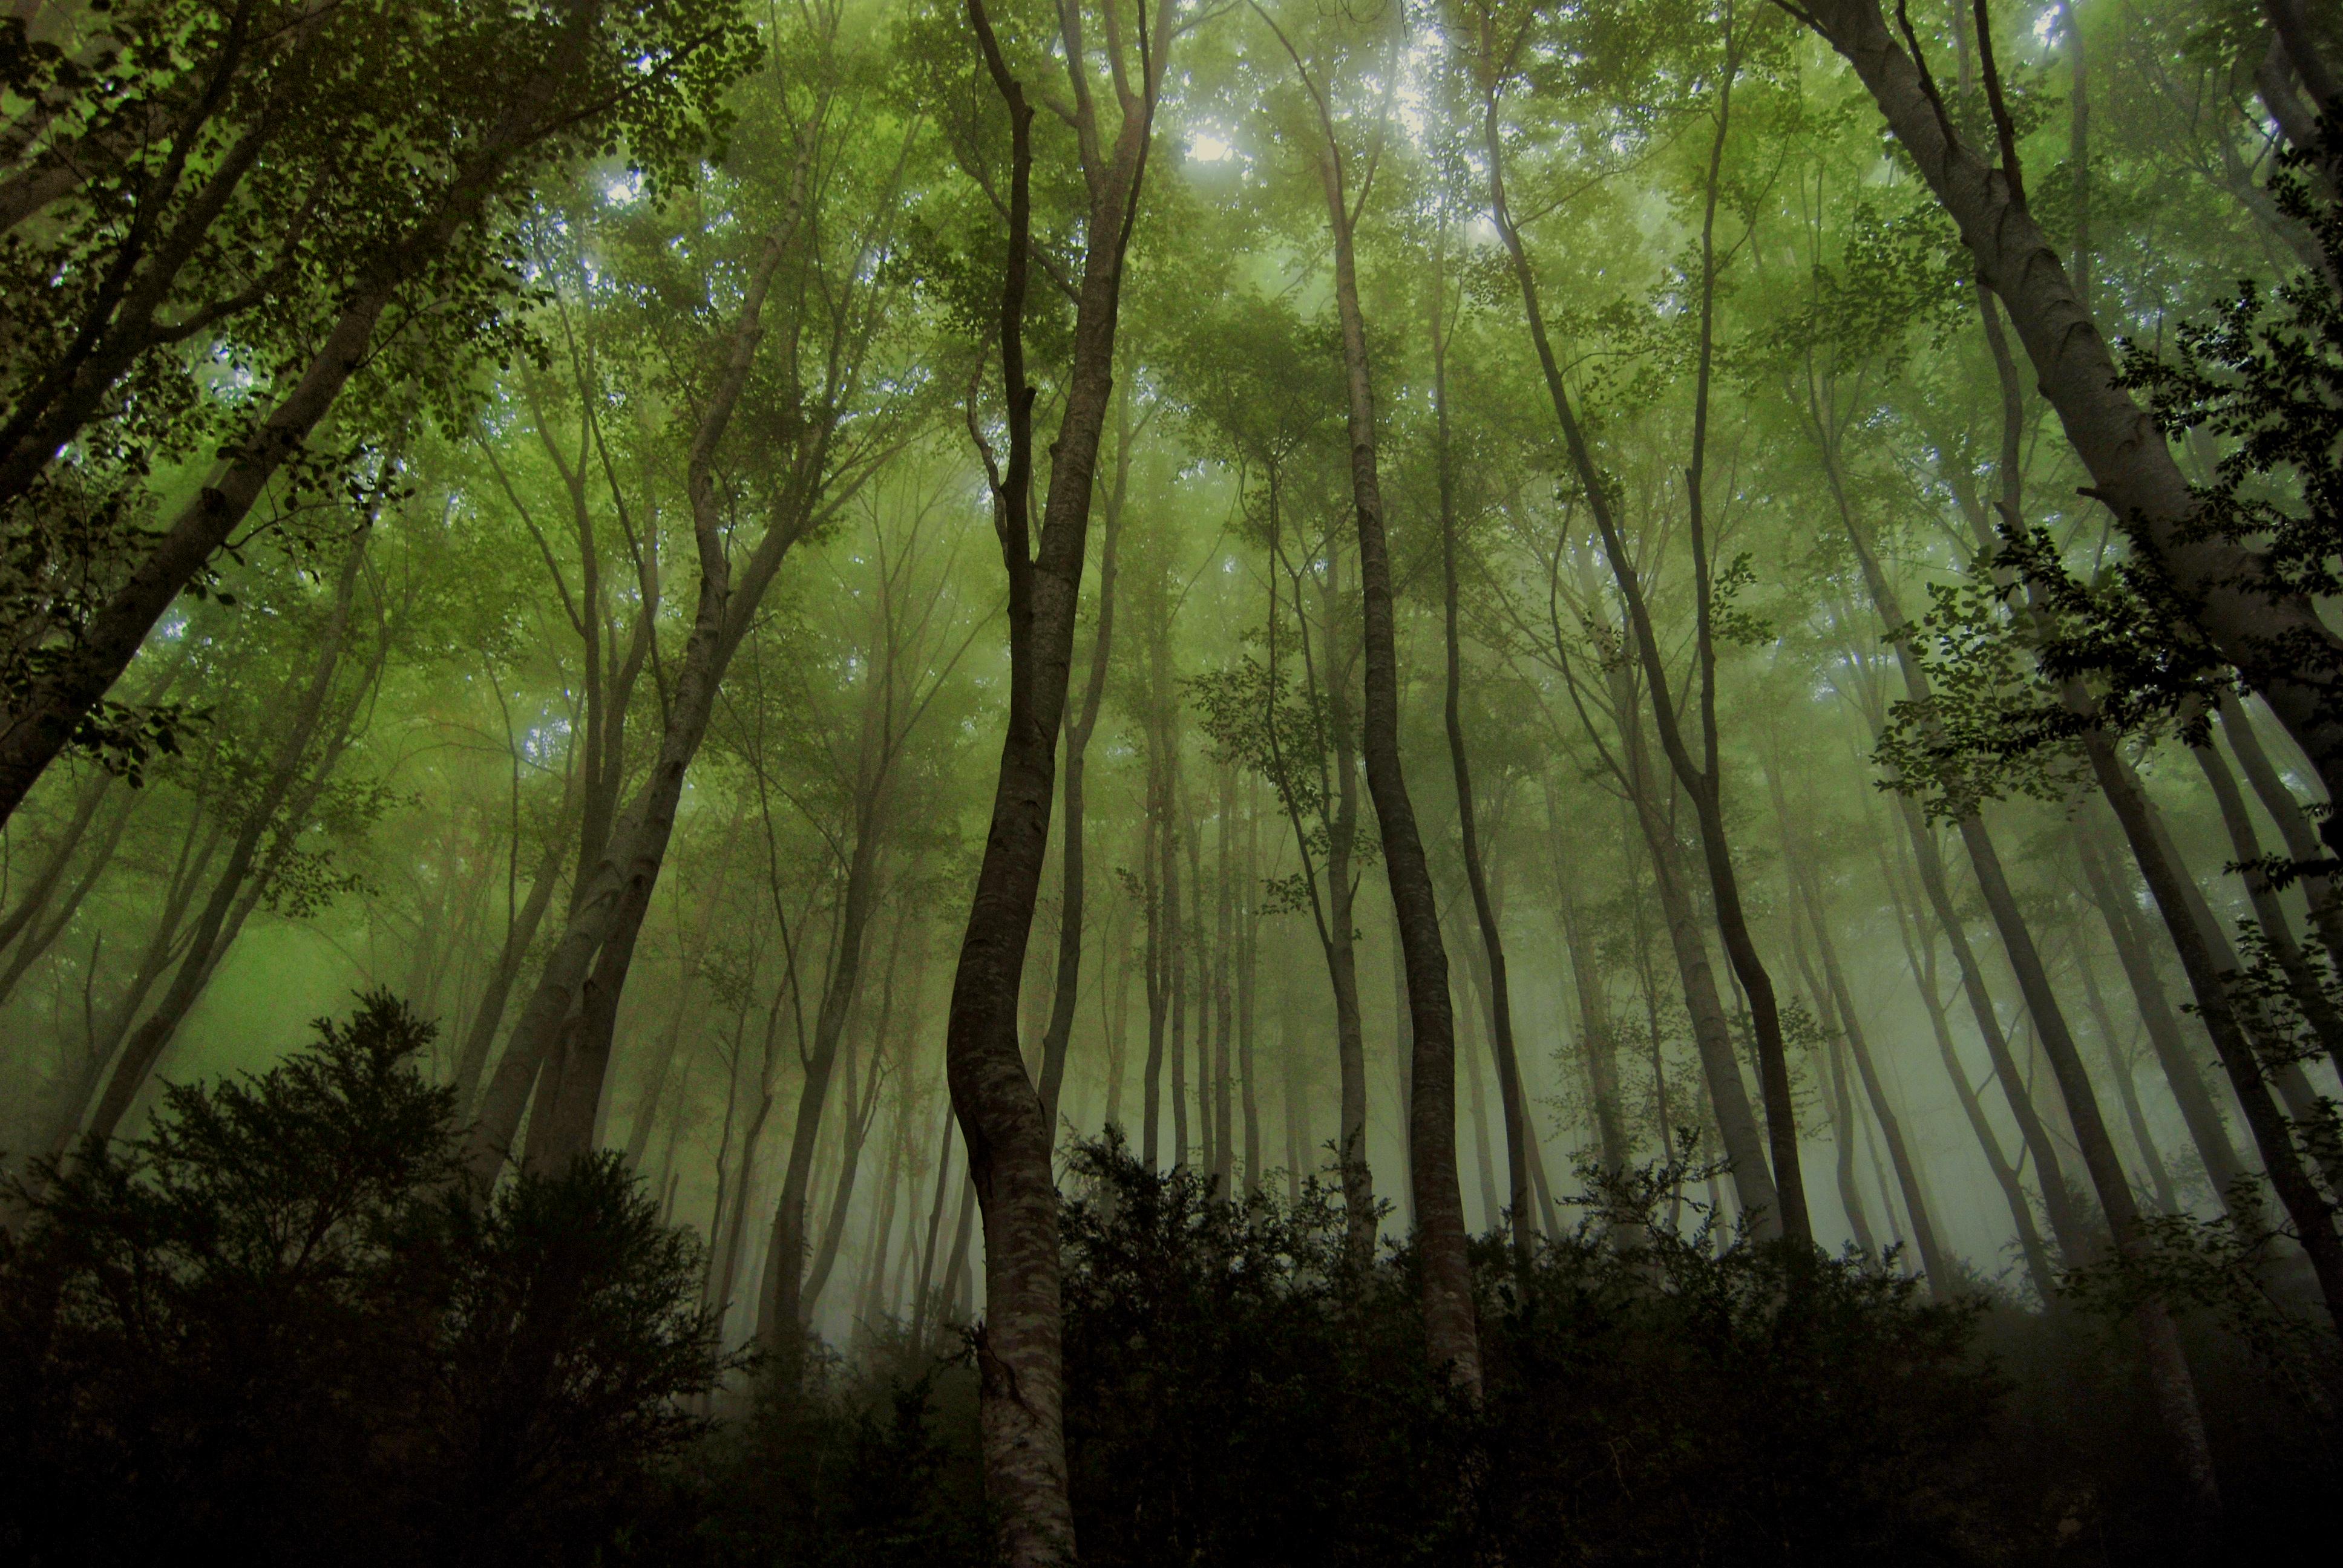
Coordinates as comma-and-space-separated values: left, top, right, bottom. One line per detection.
7, 0, 2343, 1558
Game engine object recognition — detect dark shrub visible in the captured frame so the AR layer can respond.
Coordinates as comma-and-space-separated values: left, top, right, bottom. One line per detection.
0, 992, 726, 1568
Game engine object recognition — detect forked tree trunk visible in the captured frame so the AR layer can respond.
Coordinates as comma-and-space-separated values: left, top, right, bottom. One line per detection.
945, 2, 1168, 1560
1484, 71, 1808, 1249
466, 154, 819, 1186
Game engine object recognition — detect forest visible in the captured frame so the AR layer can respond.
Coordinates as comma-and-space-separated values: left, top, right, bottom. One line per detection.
2, 0, 2342, 1561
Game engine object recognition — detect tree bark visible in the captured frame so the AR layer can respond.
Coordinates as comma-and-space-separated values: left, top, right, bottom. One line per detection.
1800, 0, 2343, 851
0, 2, 615, 829
944, 2, 1170, 1559
1284, 23, 1478, 1387
1432, 244, 1532, 1258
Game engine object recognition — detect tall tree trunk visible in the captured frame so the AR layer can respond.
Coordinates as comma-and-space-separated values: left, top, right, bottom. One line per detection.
467, 154, 822, 1185
82, 531, 374, 1146
1798, 0, 2343, 844
2073, 812, 2247, 1198
0, 768, 114, 962
911, 1097, 957, 1346
1596, 650, 1780, 1229
1826, 474, 2098, 1262
1484, 64, 1809, 1249
1238, 792, 1262, 1193
453, 781, 577, 1111
1211, 762, 1236, 1191
2217, 691, 2343, 977
944, 4, 1168, 1559
1037, 391, 1131, 1131
1791, 903, 1879, 1255
1767, 758, 1953, 1289
2192, 719, 2343, 1077
758, 823, 888, 1347
0, 781, 137, 1016
1878, 832, 2060, 1299
2077, 956, 2182, 1214
2091, 739, 2343, 1339
1282, 24, 1477, 1385
1433, 247, 1532, 1258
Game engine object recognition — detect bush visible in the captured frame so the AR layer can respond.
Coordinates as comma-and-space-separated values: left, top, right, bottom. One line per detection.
1055, 1131, 2008, 1567
0, 992, 726, 1568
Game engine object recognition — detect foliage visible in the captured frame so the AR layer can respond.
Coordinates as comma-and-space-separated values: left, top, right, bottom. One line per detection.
1055, 1133, 2009, 1566
0, 993, 727, 1568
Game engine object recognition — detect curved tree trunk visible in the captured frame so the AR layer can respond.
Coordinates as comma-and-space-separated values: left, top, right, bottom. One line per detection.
1291, 44, 1477, 1388
943, 3, 1169, 1559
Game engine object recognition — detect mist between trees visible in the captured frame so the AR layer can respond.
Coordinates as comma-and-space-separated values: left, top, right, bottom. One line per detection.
4, 0, 2343, 1563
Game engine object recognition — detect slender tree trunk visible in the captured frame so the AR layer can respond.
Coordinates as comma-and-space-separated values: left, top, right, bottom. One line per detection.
759, 824, 888, 1347
1291, 48, 1476, 1385
1827, 479, 2097, 1262
1239, 793, 1262, 1193
2091, 738, 2343, 1339
82, 532, 373, 1146
1485, 71, 1808, 1249
1038, 392, 1130, 1131
465, 172, 821, 1184
2073, 812, 2247, 1198
2218, 691, 2343, 978
2192, 720, 2343, 1077
454, 802, 575, 1111
0, 782, 136, 1016
1769, 761, 1953, 1290
0, 768, 113, 962
911, 1097, 957, 1346
1434, 253, 1531, 1257
1212, 762, 1236, 1191
1879, 832, 2060, 1299
1792, 906, 1879, 1254
2078, 956, 2182, 1214
945, 5, 1168, 1558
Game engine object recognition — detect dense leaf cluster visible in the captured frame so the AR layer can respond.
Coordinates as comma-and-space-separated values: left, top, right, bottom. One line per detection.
0, 993, 727, 1568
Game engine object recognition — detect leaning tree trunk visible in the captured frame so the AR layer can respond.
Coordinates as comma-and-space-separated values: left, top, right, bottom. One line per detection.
2072, 813, 2248, 1198
0, 2, 613, 831
1878, 834, 2060, 1301
1800, 0, 2343, 851
2216, 691, 2343, 976
81, 532, 374, 1147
